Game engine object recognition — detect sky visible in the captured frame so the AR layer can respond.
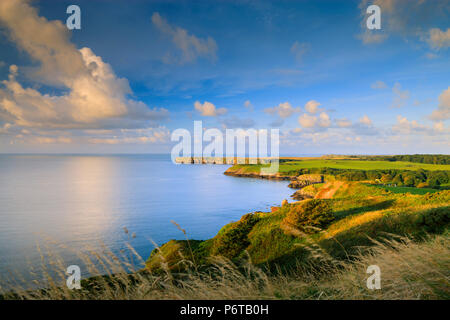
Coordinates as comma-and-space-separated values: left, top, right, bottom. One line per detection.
0, 0, 449, 155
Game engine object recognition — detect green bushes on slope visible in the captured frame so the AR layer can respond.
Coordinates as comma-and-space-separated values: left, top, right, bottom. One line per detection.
211, 213, 260, 259
283, 200, 334, 234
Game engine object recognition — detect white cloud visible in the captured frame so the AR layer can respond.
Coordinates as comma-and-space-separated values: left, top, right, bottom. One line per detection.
152, 12, 217, 64
298, 113, 316, 128
194, 101, 227, 117
304, 100, 321, 114
359, 115, 373, 126
392, 115, 448, 136
392, 115, 428, 134
426, 28, 450, 50
264, 102, 300, 118
430, 87, 450, 121
358, 0, 449, 47
433, 121, 445, 132
0, 0, 169, 132
298, 111, 331, 129
318, 112, 331, 127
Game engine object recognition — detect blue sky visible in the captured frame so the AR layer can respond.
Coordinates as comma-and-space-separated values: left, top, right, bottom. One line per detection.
0, 0, 449, 154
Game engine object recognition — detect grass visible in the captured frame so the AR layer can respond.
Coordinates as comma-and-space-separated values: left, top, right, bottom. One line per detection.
365, 184, 440, 195
229, 159, 450, 175
145, 183, 449, 270
2, 233, 448, 300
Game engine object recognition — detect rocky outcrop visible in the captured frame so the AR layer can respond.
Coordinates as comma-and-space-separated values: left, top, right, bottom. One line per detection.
291, 188, 315, 201
288, 174, 324, 189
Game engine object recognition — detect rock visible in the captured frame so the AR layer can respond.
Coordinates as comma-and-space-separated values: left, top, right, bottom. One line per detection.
291, 188, 315, 201
282, 199, 288, 206
288, 174, 324, 189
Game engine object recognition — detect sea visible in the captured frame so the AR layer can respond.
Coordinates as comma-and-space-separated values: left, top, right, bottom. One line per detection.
0, 154, 294, 287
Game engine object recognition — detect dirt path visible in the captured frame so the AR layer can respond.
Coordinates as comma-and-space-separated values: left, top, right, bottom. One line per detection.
314, 181, 345, 199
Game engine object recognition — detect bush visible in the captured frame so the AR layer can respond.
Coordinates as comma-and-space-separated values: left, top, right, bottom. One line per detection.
417, 182, 429, 188
415, 207, 450, 234
283, 199, 334, 234
211, 213, 260, 259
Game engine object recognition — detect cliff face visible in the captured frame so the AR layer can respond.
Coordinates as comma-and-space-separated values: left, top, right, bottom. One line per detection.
224, 168, 326, 190
224, 166, 293, 180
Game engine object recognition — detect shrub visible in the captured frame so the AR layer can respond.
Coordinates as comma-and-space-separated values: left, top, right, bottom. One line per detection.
211, 213, 260, 259
283, 199, 334, 234
415, 207, 450, 234
417, 182, 429, 188
146, 239, 203, 272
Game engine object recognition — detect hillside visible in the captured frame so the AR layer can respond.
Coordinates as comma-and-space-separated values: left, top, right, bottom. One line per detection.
147, 182, 450, 272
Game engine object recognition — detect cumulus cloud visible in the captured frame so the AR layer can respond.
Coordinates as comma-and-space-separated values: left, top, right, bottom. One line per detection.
298, 113, 316, 128
0, 0, 169, 134
430, 87, 450, 121
194, 101, 227, 116
152, 12, 217, 64
318, 112, 331, 127
0, 0, 86, 86
304, 100, 321, 114
298, 112, 331, 129
358, 0, 450, 47
339, 114, 379, 136
426, 28, 450, 50
359, 115, 373, 126
392, 115, 440, 135
433, 121, 445, 132
264, 102, 300, 118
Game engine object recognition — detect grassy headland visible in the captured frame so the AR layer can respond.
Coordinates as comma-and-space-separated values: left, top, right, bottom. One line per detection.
143, 155, 450, 299
147, 182, 449, 271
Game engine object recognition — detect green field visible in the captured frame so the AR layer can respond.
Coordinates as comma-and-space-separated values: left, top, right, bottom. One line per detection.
236, 159, 450, 174
227, 157, 450, 190
365, 184, 440, 195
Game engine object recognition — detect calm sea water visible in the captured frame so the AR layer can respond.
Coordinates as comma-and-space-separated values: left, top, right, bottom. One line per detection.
0, 154, 292, 286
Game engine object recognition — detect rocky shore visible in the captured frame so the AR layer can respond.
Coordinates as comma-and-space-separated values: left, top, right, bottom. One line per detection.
224, 167, 325, 201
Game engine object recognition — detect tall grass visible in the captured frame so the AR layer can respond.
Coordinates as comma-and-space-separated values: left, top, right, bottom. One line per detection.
1, 233, 448, 300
